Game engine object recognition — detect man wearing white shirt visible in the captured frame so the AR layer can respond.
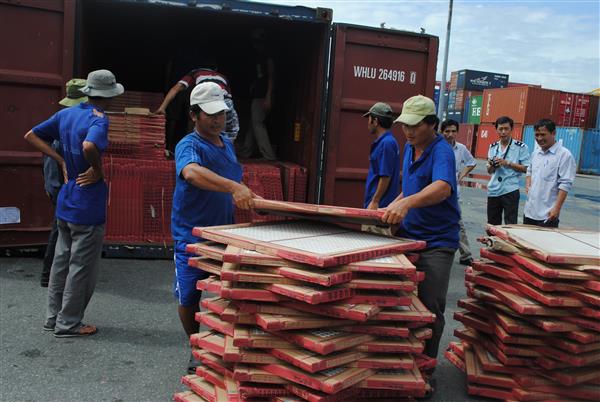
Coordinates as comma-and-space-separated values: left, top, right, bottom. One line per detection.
442, 119, 477, 265
524, 119, 576, 228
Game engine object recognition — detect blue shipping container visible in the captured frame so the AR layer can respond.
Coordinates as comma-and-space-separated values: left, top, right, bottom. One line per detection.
434, 87, 440, 110
456, 69, 509, 91
523, 126, 584, 167
447, 110, 464, 123
579, 129, 600, 175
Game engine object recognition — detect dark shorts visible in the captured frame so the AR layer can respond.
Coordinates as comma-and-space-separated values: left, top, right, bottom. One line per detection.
173, 241, 210, 307
523, 215, 559, 228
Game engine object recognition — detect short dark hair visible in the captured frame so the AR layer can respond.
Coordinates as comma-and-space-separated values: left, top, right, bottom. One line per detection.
441, 119, 460, 132
533, 118, 556, 133
372, 114, 393, 129
422, 114, 439, 127
190, 104, 202, 117
495, 116, 514, 129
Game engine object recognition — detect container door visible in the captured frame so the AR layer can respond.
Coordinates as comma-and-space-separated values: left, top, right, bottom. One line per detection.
321, 23, 438, 207
0, 0, 75, 246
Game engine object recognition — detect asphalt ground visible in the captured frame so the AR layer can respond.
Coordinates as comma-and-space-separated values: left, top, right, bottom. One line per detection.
1, 160, 599, 402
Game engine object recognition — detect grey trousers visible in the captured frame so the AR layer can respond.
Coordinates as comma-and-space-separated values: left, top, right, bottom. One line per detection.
416, 247, 456, 358
458, 219, 472, 261
46, 219, 104, 334
238, 98, 276, 160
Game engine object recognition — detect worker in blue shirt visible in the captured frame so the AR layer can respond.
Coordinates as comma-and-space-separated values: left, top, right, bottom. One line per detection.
40, 78, 88, 288
363, 102, 401, 211
24, 70, 124, 338
486, 116, 530, 225
171, 82, 255, 374
382, 95, 460, 396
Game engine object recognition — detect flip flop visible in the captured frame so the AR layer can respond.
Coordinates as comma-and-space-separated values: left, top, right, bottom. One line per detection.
54, 324, 97, 338
187, 352, 201, 374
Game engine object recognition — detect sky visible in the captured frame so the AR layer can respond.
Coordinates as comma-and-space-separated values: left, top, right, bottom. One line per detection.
253, 0, 600, 93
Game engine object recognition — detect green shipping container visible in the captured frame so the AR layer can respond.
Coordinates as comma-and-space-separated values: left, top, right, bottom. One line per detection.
468, 95, 483, 124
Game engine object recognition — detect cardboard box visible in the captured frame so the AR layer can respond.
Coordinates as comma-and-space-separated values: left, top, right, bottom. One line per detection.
285, 382, 361, 402
281, 300, 381, 322
357, 366, 426, 394
349, 354, 414, 369
346, 290, 412, 307
373, 296, 436, 323
180, 375, 230, 402
271, 345, 365, 373
233, 364, 288, 384
255, 313, 351, 331
277, 265, 353, 287
355, 335, 424, 354
190, 331, 226, 357
341, 323, 410, 338
223, 336, 279, 364
233, 327, 294, 349
267, 283, 354, 304
196, 312, 234, 337
274, 329, 375, 355
191, 348, 234, 378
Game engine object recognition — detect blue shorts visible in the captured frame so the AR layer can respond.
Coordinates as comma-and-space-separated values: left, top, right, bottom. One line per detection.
173, 241, 210, 307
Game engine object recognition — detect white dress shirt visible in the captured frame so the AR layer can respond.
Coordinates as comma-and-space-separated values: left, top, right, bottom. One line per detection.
453, 142, 476, 199
524, 141, 576, 221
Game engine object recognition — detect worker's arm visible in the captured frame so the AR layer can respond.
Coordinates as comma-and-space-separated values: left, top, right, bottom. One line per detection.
367, 177, 391, 210
458, 164, 476, 182
182, 163, 254, 209
382, 180, 451, 224
498, 158, 528, 173
155, 83, 186, 114
24, 130, 67, 183
76, 141, 104, 186
263, 58, 275, 112
547, 190, 568, 222
548, 153, 576, 221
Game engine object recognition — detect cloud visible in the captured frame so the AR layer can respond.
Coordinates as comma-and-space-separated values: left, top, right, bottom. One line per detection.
254, 0, 599, 92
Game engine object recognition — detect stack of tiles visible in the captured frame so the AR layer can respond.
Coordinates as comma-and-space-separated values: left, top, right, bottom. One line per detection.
106, 90, 164, 113
446, 224, 600, 401
174, 215, 438, 402
236, 162, 285, 224
106, 113, 166, 159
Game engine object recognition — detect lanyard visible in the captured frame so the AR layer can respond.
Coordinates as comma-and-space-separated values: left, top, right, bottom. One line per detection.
495, 138, 512, 160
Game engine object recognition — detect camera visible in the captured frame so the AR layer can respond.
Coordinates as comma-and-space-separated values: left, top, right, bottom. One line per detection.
488, 158, 500, 168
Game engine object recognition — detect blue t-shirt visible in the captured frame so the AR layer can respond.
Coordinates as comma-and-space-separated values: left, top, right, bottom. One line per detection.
364, 132, 401, 208
487, 139, 530, 197
171, 132, 243, 244
399, 134, 460, 249
32, 103, 109, 226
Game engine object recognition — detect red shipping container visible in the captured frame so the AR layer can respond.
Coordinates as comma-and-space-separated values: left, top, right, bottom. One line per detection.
456, 124, 477, 153
585, 95, 599, 128
455, 90, 482, 111
481, 87, 559, 125
474, 124, 523, 159
507, 82, 542, 88
558, 92, 591, 127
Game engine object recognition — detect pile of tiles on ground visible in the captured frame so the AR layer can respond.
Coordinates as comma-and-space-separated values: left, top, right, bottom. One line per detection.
102, 156, 174, 244
106, 112, 166, 159
445, 225, 600, 401
106, 90, 164, 113
236, 162, 307, 224
174, 219, 437, 402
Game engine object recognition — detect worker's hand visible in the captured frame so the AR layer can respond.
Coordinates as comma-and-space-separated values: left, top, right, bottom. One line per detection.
497, 158, 512, 168
59, 160, 68, 184
262, 98, 272, 113
76, 167, 103, 186
381, 197, 412, 225
547, 205, 560, 222
366, 200, 379, 210
232, 183, 254, 210
154, 107, 166, 115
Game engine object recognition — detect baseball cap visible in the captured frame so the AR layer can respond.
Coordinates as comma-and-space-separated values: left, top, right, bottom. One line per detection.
394, 95, 436, 125
362, 102, 393, 118
190, 82, 229, 115
59, 78, 88, 107
80, 69, 124, 98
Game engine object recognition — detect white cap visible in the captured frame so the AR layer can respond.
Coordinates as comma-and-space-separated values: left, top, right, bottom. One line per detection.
190, 82, 229, 115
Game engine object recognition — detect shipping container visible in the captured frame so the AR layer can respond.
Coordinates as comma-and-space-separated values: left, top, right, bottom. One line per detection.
579, 129, 600, 175
481, 87, 560, 125
447, 90, 457, 110
586, 95, 599, 129
456, 69, 509, 91
447, 110, 464, 124
474, 123, 524, 159
467, 95, 483, 124
0, 0, 439, 247
454, 89, 482, 111
450, 71, 458, 91
522, 126, 584, 167
557, 92, 591, 128
456, 124, 477, 154
508, 82, 542, 88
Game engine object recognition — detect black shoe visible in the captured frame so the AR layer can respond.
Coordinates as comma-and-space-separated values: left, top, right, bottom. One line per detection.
459, 258, 473, 266
40, 279, 49, 288
187, 352, 201, 374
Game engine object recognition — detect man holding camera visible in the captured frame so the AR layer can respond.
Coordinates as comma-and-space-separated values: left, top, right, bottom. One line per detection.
486, 116, 530, 225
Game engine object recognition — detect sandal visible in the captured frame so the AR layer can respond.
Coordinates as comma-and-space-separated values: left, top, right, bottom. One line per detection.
187, 352, 201, 374
54, 324, 97, 338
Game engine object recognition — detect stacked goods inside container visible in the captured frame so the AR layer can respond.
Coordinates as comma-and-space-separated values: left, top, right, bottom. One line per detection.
106, 90, 164, 113
445, 224, 600, 401
106, 112, 166, 159
174, 205, 439, 402
235, 162, 308, 225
